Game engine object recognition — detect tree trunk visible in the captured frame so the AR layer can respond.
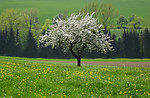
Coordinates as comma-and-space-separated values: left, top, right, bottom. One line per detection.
77, 58, 81, 67
70, 43, 82, 67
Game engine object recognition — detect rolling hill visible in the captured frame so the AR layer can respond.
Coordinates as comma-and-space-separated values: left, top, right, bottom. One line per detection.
0, 0, 149, 23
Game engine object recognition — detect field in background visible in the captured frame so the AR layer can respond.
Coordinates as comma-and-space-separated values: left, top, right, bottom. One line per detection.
0, 0, 149, 23
0, 56, 150, 97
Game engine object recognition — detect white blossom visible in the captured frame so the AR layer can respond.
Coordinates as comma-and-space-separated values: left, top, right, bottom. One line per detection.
39, 13, 113, 66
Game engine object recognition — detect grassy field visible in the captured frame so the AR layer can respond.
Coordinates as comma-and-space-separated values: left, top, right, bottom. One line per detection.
0, 0, 149, 23
0, 56, 150, 97
1, 56, 150, 62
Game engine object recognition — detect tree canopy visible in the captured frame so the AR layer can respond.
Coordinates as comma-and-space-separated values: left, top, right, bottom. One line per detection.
117, 16, 128, 28
40, 13, 113, 66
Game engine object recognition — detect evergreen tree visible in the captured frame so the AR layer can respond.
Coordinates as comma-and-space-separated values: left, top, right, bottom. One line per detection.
1, 30, 8, 55
122, 29, 140, 58
0, 30, 2, 54
140, 28, 150, 57
115, 38, 123, 57
15, 29, 22, 56
23, 9, 40, 57
122, 29, 129, 57
128, 30, 140, 57
7, 28, 16, 56
23, 31, 38, 57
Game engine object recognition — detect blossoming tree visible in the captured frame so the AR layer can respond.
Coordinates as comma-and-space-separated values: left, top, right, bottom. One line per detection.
39, 13, 113, 66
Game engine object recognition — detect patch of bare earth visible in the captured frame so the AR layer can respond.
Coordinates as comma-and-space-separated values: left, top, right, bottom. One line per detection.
47, 61, 150, 67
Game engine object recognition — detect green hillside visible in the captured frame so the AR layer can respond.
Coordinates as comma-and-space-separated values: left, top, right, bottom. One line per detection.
0, 0, 149, 23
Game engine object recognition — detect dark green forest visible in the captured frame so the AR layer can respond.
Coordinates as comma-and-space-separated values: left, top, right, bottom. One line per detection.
0, 3, 150, 58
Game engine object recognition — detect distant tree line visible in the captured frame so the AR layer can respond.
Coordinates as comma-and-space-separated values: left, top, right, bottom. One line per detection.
1, 24, 150, 58
0, 9, 70, 58
117, 15, 144, 29
0, 5, 150, 58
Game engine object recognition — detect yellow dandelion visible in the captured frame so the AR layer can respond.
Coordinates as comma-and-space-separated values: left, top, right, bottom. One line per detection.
119, 91, 122, 94
102, 76, 105, 78
140, 74, 144, 76
147, 92, 150, 95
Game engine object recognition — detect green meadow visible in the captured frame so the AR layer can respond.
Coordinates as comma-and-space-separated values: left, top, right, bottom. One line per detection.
0, 56, 150, 97
1, 56, 150, 62
0, 0, 149, 23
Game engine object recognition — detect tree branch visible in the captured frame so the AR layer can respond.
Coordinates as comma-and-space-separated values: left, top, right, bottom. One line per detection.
70, 43, 78, 59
